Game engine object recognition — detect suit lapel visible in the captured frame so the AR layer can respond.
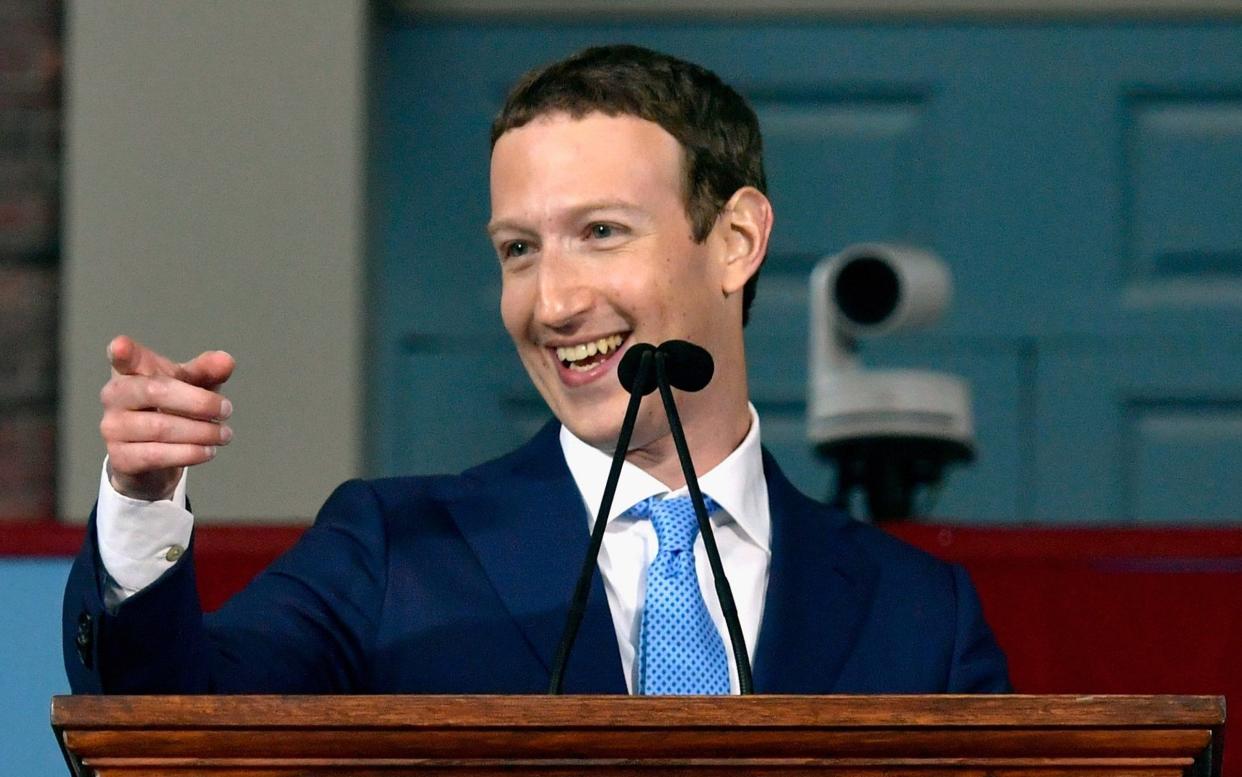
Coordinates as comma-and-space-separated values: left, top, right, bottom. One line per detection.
753, 450, 879, 693
447, 421, 627, 694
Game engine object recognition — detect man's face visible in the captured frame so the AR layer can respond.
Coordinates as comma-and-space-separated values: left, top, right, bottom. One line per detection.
489, 111, 742, 449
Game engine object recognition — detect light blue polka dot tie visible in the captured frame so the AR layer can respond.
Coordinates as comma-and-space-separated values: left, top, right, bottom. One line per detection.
632, 494, 730, 695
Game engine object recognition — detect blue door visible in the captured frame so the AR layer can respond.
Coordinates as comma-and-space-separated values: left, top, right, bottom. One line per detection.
369, 20, 1242, 523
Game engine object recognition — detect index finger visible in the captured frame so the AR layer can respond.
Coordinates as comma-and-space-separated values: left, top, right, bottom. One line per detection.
108, 335, 185, 379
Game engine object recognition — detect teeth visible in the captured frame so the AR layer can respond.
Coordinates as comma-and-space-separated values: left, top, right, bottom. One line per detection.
556, 334, 625, 366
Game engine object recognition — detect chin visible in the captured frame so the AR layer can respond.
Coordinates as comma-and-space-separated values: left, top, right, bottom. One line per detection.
553, 389, 653, 448
557, 408, 624, 449
583, 403, 674, 456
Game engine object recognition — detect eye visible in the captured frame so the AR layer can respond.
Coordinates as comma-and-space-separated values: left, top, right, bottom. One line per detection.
588, 223, 615, 239
502, 240, 530, 259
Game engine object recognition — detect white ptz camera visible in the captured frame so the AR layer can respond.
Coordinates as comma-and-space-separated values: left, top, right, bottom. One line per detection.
807, 243, 975, 520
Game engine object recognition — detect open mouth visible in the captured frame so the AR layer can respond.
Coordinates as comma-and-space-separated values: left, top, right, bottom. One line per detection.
554, 333, 627, 373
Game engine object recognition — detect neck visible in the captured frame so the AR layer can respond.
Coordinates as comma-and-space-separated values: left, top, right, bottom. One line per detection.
624, 386, 752, 490
614, 333, 752, 488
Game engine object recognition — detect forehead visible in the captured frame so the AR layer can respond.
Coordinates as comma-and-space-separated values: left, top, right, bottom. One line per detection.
489, 112, 686, 218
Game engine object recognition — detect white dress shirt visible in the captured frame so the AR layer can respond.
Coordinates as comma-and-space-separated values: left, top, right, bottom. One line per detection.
559, 405, 770, 693
96, 461, 194, 607
96, 406, 771, 692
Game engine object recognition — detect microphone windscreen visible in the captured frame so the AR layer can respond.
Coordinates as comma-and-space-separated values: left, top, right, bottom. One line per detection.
658, 340, 714, 392
617, 343, 658, 395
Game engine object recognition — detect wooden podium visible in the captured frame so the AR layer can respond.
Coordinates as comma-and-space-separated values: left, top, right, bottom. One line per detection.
52, 695, 1223, 776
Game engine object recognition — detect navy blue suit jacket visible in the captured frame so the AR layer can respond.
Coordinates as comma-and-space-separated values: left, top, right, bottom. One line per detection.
64, 421, 1009, 694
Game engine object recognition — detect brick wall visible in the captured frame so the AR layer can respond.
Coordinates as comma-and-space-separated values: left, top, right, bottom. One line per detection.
0, 0, 60, 520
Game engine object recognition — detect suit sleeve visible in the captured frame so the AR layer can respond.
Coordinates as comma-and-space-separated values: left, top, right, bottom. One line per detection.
63, 479, 389, 694
945, 564, 1012, 692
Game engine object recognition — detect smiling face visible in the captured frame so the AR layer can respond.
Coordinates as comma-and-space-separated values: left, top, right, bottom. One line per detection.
489, 111, 759, 474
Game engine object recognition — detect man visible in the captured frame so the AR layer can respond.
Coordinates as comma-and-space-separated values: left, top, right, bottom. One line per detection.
64, 45, 1009, 695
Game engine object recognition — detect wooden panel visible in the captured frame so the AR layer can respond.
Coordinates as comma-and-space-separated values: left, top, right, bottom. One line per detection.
69, 766, 1196, 777
370, 22, 1242, 522
756, 93, 932, 256
1127, 401, 1242, 521
1123, 94, 1242, 308
749, 335, 1027, 520
51, 695, 1224, 776
51, 693, 1225, 727
57, 728, 1214, 759
397, 0, 1242, 19
390, 341, 537, 476
1033, 335, 1242, 521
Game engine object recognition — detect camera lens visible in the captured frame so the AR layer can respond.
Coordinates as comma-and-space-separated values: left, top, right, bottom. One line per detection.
833, 256, 900, 326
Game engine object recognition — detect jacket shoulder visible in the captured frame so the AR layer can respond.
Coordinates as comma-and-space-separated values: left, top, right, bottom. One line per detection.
842, 517, 959, 582
763, 449, 957, 586
338, 419, 561, 527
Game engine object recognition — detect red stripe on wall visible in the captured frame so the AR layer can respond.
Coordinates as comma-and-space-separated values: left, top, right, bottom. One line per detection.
1, 520, 304, 611
6, 519, 1237, 776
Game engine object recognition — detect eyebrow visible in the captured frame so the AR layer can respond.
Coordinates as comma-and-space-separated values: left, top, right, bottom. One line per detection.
486, 200, 650, 238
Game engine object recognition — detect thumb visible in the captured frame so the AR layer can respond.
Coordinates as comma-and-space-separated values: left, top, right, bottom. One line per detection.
178, 350, 236, 389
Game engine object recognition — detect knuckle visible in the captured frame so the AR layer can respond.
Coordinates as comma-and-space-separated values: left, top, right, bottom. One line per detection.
196, 394, 218, 419
143, 378, 166, 406
191, 393, 210, 416
136, 446, 160, 471
150, 413, 172, 441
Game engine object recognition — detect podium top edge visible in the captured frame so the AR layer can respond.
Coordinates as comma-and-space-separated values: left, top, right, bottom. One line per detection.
50, 694, 1225, 729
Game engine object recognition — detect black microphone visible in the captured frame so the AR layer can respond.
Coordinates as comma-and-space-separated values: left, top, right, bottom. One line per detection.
651, 340, 754, 694
549, 338, 754, 695
548, 344, 654, 694
656, 339, 714, 392
617, 342, 659, 395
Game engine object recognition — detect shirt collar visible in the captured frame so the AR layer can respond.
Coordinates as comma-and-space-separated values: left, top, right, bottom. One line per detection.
559, 403, 770, 552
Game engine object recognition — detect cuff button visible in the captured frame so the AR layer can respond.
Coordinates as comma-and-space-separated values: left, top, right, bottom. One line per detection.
164, 544, 185, 562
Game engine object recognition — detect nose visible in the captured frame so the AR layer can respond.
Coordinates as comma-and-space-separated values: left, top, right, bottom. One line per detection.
534, 246, 593, 331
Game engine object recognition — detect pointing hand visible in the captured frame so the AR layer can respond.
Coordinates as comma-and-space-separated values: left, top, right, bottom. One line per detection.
99, 335, 236, 501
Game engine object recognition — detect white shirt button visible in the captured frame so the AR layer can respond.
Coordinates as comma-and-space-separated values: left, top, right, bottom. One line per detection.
164, 544, 185, 562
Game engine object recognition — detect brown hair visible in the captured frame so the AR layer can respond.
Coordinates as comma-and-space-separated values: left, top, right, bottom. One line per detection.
491, 44, 767, 325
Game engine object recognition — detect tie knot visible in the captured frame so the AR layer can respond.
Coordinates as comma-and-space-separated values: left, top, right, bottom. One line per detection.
630, 494, 719, 553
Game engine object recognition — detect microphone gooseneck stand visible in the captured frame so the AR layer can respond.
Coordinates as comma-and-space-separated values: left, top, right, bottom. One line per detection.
547, 340, 754, 695
547, 345, 656, 695
652, 345, 754, 695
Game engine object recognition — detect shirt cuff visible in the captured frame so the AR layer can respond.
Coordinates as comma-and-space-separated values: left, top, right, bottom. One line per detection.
96, 458, 194, 599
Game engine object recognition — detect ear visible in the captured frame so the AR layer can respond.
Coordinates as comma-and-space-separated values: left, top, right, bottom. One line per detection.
715, 186, 773, 296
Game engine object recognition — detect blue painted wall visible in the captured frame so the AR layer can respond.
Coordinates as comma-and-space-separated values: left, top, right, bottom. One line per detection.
368, 20, 1242, 522
0, 559, 72, 777
13, 21, 1242, 776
